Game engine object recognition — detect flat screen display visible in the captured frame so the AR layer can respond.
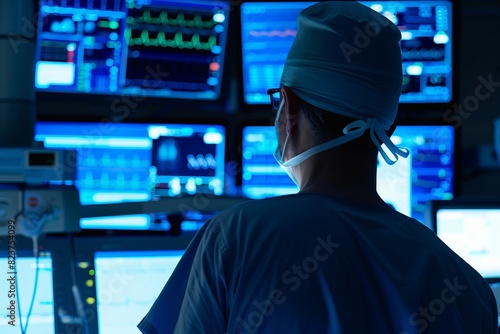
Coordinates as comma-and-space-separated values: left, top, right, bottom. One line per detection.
0, 251, 55, 334
436, 208, 500, 279
35, 122, 226, 205
242, 125, 454, 222
241, 1, 453, 104
94, 250, 183, 334
35, 0, 230, 100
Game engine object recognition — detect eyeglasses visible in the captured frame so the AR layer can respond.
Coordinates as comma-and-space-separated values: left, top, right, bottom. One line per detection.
267, 88, 281, 113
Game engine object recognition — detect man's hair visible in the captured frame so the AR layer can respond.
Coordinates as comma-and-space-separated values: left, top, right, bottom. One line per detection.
297, 95, 388, 152
297, 96, 357, 143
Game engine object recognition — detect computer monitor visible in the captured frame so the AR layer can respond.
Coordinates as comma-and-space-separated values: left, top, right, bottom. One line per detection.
241, 126, 296, 198
35, 122, 226, 206
35, 0, 230, 100
241, 125, 455, 222
0, 235, 74, 334
240, 1, 453, 104
95, 250, 183, 333
0, 251, 55, 334
427, 200, 500, 283
150, 124, 226, 197
73, 233, 195, 333
378, 125, 454, 222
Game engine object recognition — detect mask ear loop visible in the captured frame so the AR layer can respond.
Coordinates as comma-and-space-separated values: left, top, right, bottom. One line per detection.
274, 99, 285, 126
367, 118, 410, 165
274, 99, 289, 164
280, 134, 291, 163
281, 120, 368, 167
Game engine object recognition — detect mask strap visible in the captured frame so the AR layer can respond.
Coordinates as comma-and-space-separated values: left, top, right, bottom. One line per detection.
280, 117, 409, 167
280, 133, 291, 163
367, 118, 410, 165
281, 122, 367, 167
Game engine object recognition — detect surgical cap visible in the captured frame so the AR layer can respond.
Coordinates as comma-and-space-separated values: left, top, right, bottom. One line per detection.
281, 1, 403, 130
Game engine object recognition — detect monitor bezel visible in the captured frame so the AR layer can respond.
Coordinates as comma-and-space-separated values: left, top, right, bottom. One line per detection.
236, 0, 459, 115
72, 232, 196, 334
34, 120, 230, 206
33, 0, 231, 102
426, 198, 500, 284
0, 234, 75, 334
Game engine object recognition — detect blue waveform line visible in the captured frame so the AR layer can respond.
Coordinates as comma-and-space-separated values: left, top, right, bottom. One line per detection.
248, 29, 297, 38
402, 48, 444, 60
245, 53, 288, 63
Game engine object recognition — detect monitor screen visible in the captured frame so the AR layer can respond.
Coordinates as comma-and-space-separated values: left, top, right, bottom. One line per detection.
241, 126, 296, 198
72, 234, 194, 333
150, 125, 225, 197
35, 122, 226, 205
35, 0, 229, 100
435, 208, 500, 279
241, 125, 454, 222
94, 250, 183, 334
377, 125, 454, 222
241, 1, 453, 104
0, 251, 55, 334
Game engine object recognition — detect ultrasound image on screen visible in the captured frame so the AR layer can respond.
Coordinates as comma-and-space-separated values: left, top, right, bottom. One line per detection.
152, 135, 217, 177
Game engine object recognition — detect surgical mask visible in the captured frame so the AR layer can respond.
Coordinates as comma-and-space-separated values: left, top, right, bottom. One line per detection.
273, 100, 409, 189
273, 100, 299, 186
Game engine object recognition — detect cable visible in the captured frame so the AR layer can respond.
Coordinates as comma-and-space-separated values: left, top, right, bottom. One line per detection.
14, 236, 40, 334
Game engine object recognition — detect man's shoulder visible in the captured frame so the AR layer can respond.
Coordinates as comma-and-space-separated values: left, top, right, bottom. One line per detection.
210, 193, 414, 236
212, 194, 297, 223
217, 194, 300, 217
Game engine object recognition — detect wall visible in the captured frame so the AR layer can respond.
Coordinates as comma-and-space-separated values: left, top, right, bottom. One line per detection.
458, 0, 500, 196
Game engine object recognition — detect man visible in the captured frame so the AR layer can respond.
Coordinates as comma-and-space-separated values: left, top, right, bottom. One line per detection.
139, 2, 498, 333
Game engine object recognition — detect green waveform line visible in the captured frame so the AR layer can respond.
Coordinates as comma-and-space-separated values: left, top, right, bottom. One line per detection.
126, 29, 217, 50
126, 10, 215, 29
98, 20, 120, 29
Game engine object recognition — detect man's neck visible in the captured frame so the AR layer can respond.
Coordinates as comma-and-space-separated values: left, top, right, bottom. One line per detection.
296, 149, 387, 206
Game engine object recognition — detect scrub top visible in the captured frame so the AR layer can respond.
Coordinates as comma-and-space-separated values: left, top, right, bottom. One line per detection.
138, 193, 498, 333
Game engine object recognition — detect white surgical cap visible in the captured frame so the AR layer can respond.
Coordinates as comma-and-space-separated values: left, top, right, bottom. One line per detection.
281, 1, 409, 164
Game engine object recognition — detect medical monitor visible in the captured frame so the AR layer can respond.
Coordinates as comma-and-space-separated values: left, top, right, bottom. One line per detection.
0, 251, 55, 334
241, 125, 455, 222
240, 1, 453, 104
73, 234, 194, 334
94, 250, 182, 334
35, 0, 230, 100
150, 125, 225, 197
428, 200, 500, 282
0, 235, 74, 334
35, 122, 225, 206
241, 126, 296, 198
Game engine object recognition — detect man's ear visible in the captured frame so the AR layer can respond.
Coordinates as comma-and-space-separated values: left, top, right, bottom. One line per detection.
281, 86, 299, 135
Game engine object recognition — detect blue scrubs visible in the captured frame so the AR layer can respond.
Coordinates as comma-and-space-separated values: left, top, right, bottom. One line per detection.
138, 193, 498, 333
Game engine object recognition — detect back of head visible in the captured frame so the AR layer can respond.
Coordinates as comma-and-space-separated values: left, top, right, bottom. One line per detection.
281, 1, 403, 130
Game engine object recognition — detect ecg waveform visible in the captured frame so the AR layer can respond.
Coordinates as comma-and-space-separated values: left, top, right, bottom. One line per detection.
249, 29, 297, 38
126, 29, 217, 50
127, 10, 215, 28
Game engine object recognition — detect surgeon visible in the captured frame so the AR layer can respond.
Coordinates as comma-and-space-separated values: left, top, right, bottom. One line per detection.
139, 2, 498, 333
